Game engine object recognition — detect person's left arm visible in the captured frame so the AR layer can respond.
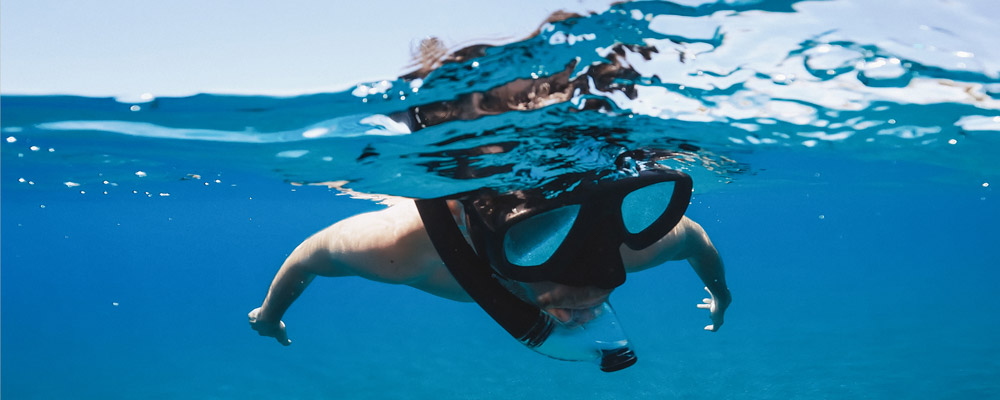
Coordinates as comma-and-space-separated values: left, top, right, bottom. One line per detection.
678, 218, 730, 332
622, 216, 731, 331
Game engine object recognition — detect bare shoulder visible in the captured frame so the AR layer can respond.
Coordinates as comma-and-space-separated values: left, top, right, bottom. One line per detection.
316, 200, 443, 283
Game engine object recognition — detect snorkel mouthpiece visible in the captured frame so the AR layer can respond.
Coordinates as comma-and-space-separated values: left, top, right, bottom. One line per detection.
601, 347, 639, 372
522, 301, 637, 372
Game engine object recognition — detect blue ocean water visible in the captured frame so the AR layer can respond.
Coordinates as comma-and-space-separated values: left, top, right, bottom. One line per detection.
3, 0, 999, 398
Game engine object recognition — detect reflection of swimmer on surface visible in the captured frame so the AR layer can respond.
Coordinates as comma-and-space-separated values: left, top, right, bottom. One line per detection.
248, 12, 730, 371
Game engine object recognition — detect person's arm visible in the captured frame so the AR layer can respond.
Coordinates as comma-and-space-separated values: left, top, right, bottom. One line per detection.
248, 200, 455, 345
248, 230, 344, 345
622, 216, 731, 331
675, 218, 730, 332
684, 220, 733, 332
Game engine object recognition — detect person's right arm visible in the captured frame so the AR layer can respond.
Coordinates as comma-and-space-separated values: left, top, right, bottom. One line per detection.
248, 228, 341, 345
248, 200, 447, 345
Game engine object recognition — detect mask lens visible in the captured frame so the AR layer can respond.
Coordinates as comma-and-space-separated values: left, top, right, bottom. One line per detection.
504, 205, 581, 266
621, 181, 676, 234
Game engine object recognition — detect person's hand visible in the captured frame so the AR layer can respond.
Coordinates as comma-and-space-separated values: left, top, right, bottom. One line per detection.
696, 286, 730, 332
248, 307, 291, 346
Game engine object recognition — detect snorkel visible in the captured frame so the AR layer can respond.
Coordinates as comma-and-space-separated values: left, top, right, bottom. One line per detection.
415, 149, 692, 372
415, 199, 638, 372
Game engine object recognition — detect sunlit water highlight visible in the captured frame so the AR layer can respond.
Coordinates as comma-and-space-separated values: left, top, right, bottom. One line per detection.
4, 0, 998, 197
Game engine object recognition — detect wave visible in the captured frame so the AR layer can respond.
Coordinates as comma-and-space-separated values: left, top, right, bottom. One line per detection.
3, 0, 999, 197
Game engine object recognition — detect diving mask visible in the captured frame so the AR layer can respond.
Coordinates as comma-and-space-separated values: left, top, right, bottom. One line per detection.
415, 150, 692, 371
462, 166, 692, 288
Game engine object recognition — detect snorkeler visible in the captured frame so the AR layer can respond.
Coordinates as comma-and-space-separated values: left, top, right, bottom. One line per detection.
249, 12, 729, 371
248, 149, 730, 371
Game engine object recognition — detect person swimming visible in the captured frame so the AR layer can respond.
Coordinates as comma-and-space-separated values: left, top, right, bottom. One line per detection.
248, 148, 730, 371
248, 11, 730, 372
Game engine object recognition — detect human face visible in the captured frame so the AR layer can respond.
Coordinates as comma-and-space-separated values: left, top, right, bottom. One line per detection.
519, 281, 613, 325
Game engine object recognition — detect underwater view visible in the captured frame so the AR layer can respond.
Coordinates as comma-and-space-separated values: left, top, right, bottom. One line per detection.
3, 0, 999, 398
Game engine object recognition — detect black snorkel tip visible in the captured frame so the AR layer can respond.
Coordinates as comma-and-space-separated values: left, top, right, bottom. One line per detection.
600, 348, 638, 372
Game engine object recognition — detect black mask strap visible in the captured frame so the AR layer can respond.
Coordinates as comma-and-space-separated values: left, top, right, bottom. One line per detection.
414, 198, 553, 346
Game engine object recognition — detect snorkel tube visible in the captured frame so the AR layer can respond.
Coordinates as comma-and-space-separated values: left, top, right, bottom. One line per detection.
415, 198, 637, 372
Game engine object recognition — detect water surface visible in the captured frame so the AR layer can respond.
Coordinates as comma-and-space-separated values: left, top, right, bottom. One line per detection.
3, 0, 999, 398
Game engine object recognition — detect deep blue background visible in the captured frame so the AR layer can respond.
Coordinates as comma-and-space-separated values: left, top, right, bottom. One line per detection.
3, 150, 998, 399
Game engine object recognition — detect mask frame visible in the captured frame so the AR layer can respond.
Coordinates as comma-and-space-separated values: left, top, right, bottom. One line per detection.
414, 150, 693, 372
461, 167, 692, 288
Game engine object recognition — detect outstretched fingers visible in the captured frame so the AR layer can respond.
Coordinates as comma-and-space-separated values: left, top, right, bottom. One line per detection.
697, 287, 723, 332
697, 287, 714, 310
274, 322, 292, 346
